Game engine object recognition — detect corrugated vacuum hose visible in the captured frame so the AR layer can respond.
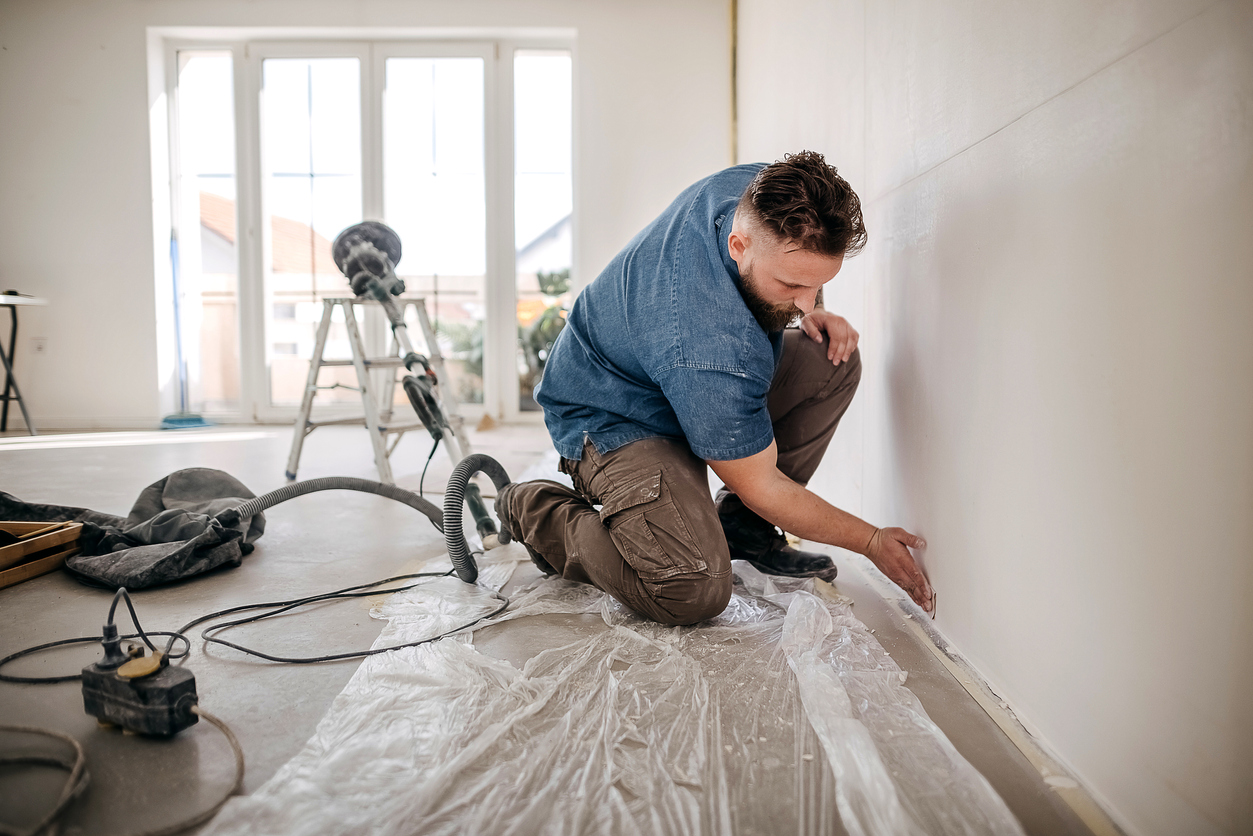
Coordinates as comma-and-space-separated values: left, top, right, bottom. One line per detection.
227, 477, 444, 530
220, 456, 512, 585
443, 454, 512, 584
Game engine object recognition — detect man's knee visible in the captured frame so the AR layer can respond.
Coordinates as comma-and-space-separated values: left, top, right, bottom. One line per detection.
777, 331, 862, 406
650, 571, 734, 626
843, 347, 862, 392
802, 336, 861, 386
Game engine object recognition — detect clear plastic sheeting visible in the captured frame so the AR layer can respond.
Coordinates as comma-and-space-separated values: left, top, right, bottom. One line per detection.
203, 552, 1025, 836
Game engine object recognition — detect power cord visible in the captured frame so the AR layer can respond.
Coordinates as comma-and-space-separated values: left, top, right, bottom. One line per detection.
0, 588, 191, 685
173, 567, 507, 665
418, 435, 440, 497
126, 706, 244, 836
0, 631, 192, 685
0, 709, 243, 836
0, 565, 507, 832
0, 725, 87, 836
106, 586, 161, 655
0, 448, 513, 832
2, 566, 502, 681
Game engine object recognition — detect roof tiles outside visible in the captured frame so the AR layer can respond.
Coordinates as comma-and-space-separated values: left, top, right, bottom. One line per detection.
200, 191, 337, 275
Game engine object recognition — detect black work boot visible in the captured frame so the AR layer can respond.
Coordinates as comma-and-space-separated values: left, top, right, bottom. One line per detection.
716, 492, 837, 582
495, 482, 557, 576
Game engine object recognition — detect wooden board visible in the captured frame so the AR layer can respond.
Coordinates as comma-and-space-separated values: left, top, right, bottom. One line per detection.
0, 521, 82, 570
0, 544, 78, 590
1, 521, 63, 537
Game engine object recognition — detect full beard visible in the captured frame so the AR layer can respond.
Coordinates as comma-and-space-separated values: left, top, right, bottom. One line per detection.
740, 264, 803, 332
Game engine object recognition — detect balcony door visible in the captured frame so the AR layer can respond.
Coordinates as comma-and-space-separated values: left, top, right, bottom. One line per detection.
167, 36, 572, 423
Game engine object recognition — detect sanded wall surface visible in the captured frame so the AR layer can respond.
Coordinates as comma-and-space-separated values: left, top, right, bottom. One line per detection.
0, 0, 731, 426
737, 2, 1253, 835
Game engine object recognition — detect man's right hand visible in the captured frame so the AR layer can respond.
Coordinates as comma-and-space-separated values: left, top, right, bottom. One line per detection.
708, 443, 937, 615
865, 527, 935, 614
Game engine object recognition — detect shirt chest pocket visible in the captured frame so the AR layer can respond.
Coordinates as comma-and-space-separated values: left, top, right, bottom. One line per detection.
598, 469, 708, 581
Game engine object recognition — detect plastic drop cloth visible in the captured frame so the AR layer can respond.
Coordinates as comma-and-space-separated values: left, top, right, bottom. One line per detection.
203, 550, 1025, 836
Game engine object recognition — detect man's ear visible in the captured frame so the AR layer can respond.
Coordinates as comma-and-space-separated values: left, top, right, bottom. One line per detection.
728, 229, 748, 262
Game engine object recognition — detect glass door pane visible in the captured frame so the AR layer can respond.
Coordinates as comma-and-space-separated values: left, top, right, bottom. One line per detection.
383, 56, 487, 405
175, 51, 239, 413
260, 57, 363, 407
514, 50, 573, 411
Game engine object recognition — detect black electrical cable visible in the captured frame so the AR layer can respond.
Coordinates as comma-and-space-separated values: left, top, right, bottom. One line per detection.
0, 586, 193, 684
163, 570, 446, 655
180, 567, 508, 665
4, 454, 515, 673
0, 632, 191, 685
2, 567, 501, 682
0, 451, 514, 833
108, 587, 161, 654
418, 435, 440, 497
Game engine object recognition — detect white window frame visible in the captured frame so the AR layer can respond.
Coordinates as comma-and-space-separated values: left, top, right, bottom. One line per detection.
370, 40, 502, 421
245, 40, 373, 423
157, 30, 576, 425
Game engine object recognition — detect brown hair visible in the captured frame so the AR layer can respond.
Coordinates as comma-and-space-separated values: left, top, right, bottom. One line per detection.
738, 150, 867, 257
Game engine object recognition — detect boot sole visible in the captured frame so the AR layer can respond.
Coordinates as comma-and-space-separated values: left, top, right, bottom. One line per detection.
744, 558, 838, 583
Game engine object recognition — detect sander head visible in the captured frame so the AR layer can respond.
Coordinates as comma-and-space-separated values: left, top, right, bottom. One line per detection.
332, 221, 405, 297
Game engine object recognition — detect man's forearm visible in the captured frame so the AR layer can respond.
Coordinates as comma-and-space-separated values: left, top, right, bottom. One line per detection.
709, 443, 934, 611
739, 470, 877, 555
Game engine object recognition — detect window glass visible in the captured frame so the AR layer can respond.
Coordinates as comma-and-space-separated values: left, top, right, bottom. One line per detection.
261, 57, 363, 406
514, 50, 572, 411
175, 51, 239, 412
384, 57, 487, 405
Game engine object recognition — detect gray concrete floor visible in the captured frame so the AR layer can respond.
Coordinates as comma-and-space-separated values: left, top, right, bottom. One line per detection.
0, 425, 1095, 835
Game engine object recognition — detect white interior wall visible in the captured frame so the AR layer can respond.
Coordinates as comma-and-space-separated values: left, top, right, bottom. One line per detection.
738, 2, 1253, 836
0, 0, 731, 427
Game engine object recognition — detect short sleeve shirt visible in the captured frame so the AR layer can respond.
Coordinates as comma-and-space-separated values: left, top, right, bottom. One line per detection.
534, 163, 783, 461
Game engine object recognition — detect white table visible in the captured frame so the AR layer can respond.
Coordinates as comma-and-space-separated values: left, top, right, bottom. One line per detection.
0, 294, 48, 435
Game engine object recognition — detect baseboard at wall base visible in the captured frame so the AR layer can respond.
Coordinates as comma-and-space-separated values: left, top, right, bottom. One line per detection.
841, 553, 1134, 836
11, 416, 164, 432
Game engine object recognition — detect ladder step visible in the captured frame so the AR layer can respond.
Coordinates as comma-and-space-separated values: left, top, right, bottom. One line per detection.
286, 295, 465, 486
306, 416, 370, 428
304, 417, 426, 432
317, 358, 407, 368
378, 422, 425, 432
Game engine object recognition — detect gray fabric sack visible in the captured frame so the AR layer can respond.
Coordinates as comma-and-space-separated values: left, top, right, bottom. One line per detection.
0, 468, 265, 589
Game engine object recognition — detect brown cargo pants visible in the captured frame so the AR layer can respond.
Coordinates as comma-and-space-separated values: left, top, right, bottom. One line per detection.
505, 331, 861, 625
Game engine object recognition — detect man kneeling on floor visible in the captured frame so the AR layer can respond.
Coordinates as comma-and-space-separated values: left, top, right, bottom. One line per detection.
496, 151, 934, 626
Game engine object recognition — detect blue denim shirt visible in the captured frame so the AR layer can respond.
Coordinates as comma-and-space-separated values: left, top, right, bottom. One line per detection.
535, 163, 785, 461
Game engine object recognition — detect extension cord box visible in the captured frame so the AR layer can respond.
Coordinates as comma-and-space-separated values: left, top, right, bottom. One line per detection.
82, 660, 199, 736
0, 521, 81, 590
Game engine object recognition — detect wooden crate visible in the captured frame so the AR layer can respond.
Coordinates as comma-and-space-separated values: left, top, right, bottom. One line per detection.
0, 521, 82, 590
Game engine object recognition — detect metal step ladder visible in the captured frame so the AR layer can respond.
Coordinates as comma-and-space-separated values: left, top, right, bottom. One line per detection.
285, 296, 473, 484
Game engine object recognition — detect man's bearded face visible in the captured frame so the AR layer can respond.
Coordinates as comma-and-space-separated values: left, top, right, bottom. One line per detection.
740, 261, 804, 332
